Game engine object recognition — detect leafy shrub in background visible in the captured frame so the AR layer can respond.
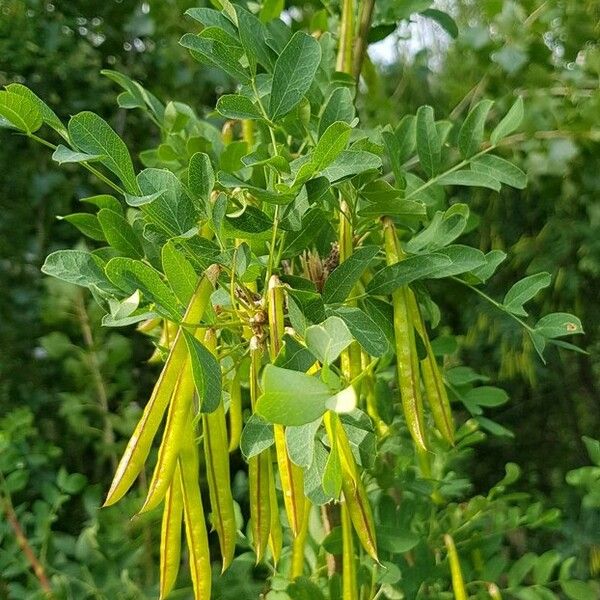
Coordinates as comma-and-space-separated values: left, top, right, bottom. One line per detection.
0, 1, 597, 599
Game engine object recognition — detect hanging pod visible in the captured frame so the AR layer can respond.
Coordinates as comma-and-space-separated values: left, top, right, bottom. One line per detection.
382, 218, 428, 452
248, 338, 271, 562
159, 469, 183, 600
228, 370, 242, 453
179, 420, 212, 599
325, 412, 378, 562
267, 453, 283, 565
444, 534, 468, 600
141, 359, 195, 513
268, 276, 307, 537
201, 329, 237, 571
341, 502, 357, 600
407, 289, 455, 444
104, 268, 218, 507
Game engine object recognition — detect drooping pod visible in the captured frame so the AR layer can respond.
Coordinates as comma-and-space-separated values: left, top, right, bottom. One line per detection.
267, 452, 283, 565
179, 421, 212, 599
444, 534, 468, 600
159, 470, 183, 599
248, 337, 271, 562
341, 502, 357, 600
382, 218, 428, 451
325, 412, 378, 562
268, 276, 306, 537
104, 266, 218, 507
141, 359, 195, 513
201, 329, 237, 571
227, 370, 242, 453
407, 289, 455, 444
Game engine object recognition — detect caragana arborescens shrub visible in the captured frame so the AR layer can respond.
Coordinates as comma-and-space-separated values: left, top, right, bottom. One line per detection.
1, 1, 593, 598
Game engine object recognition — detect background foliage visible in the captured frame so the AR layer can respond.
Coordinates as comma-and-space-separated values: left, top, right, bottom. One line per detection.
0, 0, 598, 598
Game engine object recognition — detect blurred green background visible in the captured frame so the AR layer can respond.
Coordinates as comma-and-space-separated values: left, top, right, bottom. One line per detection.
0, 0, 598, 598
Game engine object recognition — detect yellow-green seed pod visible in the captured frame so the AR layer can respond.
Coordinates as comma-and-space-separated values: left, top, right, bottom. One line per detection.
383, 218, 428, 451
267, 453, 283, 565
179, 421, 211, 599
159, 470, 183, 599
228, 371, 242, 453
201, 329, 236, 572
248, 338, 271, 563
141, 360, 195, 513
407, 289, 454, 444
444, 534, 468, 600
268, 276, 306, 537
104, 269, 217, 507
341, 502, 357, 600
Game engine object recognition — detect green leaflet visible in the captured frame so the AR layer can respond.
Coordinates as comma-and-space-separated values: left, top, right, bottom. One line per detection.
327, 306, 390, 357
59, 213, 105, 241
5, 83, 66, 137
182, 329, 222, 413
162, 241, 197, 305
366, 253, 452, 295
42, 250, 110, 291
97, 209, 144, 258
105, 257, 182, 320
269, 31, 322, 121
491, 96, 524, 144
52, 144, 104, 165
312, 121, 352, 171
416, 105, 441, 177
318, 87, 355, 138
323, 245, 379, 304
0, 90, 42, 134
305, 316, 354, 366
216, 95, 263, 120
502, 272, 552, 316
471, 154, 527, 189
188, 152, 214, 213
240, 414, 274, 459
256, 365, 332, 426
235, 5, 274, 72
437, 169, 500, 191
457, 99, 493, 158
68, 111, 139, 194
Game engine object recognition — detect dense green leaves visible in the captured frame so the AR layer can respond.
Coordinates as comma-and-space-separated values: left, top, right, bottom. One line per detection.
97, 209, 143, 258
269, 32, 321, 121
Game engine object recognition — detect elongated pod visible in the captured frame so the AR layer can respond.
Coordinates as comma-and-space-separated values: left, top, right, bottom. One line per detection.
228, 370, 242, 453
104, 267, 218, 507
141, 360, 195, 513
179, 421, 211, 599
444, 534, 468, 600
325, 412, 378, 562
159, 469, 183, 599
407, 289, 454, 444
382, 218, 428, 451
201, 329, 237, 571
268, 276, 306, 536
248, 338, 271, 562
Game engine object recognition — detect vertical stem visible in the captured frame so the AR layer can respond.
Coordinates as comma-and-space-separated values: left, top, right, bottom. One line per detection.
74, 291, 117, 471
0, 485, 53, 598
352, 0, 376, 79
336, 0, 355, 73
